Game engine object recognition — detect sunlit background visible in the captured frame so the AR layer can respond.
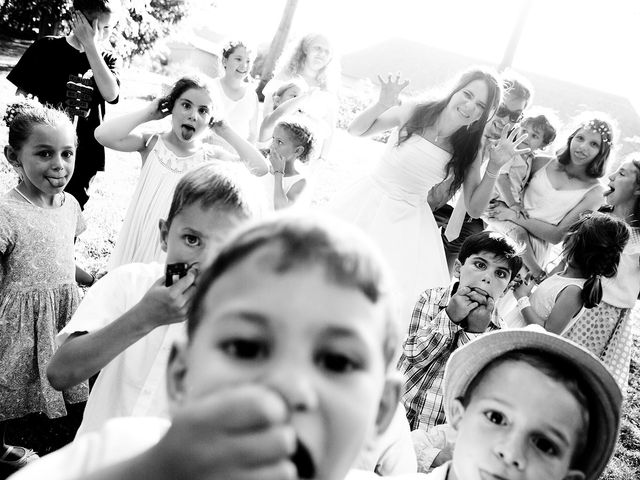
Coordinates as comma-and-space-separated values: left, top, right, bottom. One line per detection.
191, 0, 638, 105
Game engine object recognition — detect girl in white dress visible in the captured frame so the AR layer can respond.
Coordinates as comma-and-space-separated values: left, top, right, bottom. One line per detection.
263, 118, 316, 210
330, 69, 528, 320
95, 75, 268, 268
213, 40, 259, 149
486, 117, 612, 281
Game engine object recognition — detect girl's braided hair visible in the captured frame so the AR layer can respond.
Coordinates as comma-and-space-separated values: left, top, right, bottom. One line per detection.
277, 119, 316, 163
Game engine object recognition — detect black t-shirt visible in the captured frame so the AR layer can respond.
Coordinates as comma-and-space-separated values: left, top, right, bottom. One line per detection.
7, 36, 121, 172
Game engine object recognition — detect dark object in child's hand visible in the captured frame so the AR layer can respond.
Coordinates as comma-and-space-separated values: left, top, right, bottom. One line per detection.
158, 99, 170, 115
165, 263, 189, 286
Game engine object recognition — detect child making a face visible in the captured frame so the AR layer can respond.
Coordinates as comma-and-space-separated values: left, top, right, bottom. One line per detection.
433, 328, 622, 480
14, 214, 403, 480
46, 163, 263, 437
399, 231, 523, 434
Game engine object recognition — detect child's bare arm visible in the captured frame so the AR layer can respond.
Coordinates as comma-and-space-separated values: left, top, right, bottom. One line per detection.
211, 121, 269, 175
71, 12, 119, 102
46, 272, 196, 390
76, 386, 295, 480
495, 173, 517, 207
94, 100, 166, 152
544, 285, 584, 334
259, 95, 308, 142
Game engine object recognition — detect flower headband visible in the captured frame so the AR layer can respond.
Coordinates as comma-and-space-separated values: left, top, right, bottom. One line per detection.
583, 120, 612, 146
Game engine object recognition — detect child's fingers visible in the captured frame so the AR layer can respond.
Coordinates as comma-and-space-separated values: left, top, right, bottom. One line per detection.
171, 268, 197, 293
224, 427, 296, 467
187, 384, 290, 432
239, 461, 298, 480
465, 290, 488, 305
456, 285, 471, 297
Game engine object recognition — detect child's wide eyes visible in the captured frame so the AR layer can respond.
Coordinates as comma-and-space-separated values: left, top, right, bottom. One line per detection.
62, 150, 75, 159
473, 260, 486, 270
316, 351, 360, 374
495, 270, 508, 279
184, 234, 200, 246
532, 436, 559, 456
484, 410, 506, 425
221, 339, 268, 360
198, 107, 209, 116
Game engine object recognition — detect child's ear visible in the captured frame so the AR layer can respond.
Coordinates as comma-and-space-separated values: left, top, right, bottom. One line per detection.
4, 145, 20, 169
562, 470, 585, 480
374, 375, 401, 435
159, 219, 169, 253
294, 145, 305, 159
449, 398, 466, 431
452, 259, 463, 280
166, 341, 189, 409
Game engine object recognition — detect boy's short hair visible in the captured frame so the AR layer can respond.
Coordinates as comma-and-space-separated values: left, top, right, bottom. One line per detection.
274, 78, 308, 99
165, 163, 264, 228
522, 114, 557, 147
187, 213, 400, 367
501, 70, 534, 108
457, 231, 523, 281
73, 0, 119, 17
444, 328, 622, 480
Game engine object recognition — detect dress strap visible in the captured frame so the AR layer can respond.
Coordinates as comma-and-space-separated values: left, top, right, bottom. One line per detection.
12, 186, 65, 207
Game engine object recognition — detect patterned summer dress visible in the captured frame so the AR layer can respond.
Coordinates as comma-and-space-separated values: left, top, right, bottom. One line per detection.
0, 189, 88, 420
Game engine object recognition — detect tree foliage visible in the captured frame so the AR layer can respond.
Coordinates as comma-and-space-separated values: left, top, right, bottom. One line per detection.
0, 0, 192, 62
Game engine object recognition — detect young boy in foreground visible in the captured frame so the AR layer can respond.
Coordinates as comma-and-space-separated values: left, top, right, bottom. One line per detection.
429, 327, 622, 480
46, 163, 263, 436
12, 214, 403, 480
400, 231, 523, 432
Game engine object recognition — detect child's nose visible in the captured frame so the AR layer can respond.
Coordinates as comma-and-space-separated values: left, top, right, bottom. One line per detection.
266, 366, 319, 413
494, 435, 527, 470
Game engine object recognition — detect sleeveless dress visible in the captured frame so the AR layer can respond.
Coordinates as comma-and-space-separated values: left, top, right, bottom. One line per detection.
563, 226, 640, 392
329, 130, 451, 320
260, 170, 310, 211
0, 191, 88, 420
109, 136, 213, 269
487, 161, 600, 266
211, 78, 259, 152
503, 274, 586, 329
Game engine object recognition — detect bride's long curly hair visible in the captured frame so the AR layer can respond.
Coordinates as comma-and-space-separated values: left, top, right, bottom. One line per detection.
398, 68, 502, 198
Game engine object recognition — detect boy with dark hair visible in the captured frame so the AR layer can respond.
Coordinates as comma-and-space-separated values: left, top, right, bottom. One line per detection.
46, 163, 264, 436
7, 0, 121, 208
11, 213, 403, 480
399, 231, 523, 432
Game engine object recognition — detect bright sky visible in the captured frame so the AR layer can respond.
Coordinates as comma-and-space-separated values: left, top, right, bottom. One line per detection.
200, 0, 639, 106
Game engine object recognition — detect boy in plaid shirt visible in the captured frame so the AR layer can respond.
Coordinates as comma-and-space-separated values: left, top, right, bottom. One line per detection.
399, 231, 523, 431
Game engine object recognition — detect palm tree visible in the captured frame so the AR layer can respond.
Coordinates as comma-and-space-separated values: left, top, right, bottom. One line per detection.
498, 0, 532, 72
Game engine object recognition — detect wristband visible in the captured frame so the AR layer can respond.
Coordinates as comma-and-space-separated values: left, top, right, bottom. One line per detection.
273, 170, 284, 175
516, 296, 530, 311
485, 169, 499, 179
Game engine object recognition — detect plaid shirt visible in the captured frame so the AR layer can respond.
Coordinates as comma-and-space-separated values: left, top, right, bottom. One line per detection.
398, 283, 503, 431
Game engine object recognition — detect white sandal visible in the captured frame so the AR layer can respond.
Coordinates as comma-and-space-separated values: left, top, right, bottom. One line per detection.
0, 445, 39, 467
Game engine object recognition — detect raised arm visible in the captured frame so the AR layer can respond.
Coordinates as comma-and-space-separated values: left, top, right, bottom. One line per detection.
94, 100, 166, 153
71, 12, 119, 102
463, 126, 530, 218
259, 93, 309, 142
211, 121, 269, 175
347, 74, 412, 138
47, 271, 195, 390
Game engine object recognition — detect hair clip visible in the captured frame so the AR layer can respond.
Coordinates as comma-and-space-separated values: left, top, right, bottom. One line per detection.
2, 106, 17, 126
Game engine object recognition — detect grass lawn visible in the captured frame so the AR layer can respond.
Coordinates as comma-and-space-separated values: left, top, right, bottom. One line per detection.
0, 36, 639, 479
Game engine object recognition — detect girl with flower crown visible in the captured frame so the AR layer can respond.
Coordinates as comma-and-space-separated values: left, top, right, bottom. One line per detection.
486, 116, 612, 282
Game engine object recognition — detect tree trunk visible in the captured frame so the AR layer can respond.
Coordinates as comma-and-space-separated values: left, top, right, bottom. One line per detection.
256, 0, 298, 101
498, 0, 532, 72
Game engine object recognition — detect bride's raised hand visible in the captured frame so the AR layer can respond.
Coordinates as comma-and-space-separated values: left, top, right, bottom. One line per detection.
488, 124, 531, 169
376, 73, 410, 109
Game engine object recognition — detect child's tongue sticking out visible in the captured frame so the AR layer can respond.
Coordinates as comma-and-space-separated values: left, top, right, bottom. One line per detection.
181, 125, 195, 140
